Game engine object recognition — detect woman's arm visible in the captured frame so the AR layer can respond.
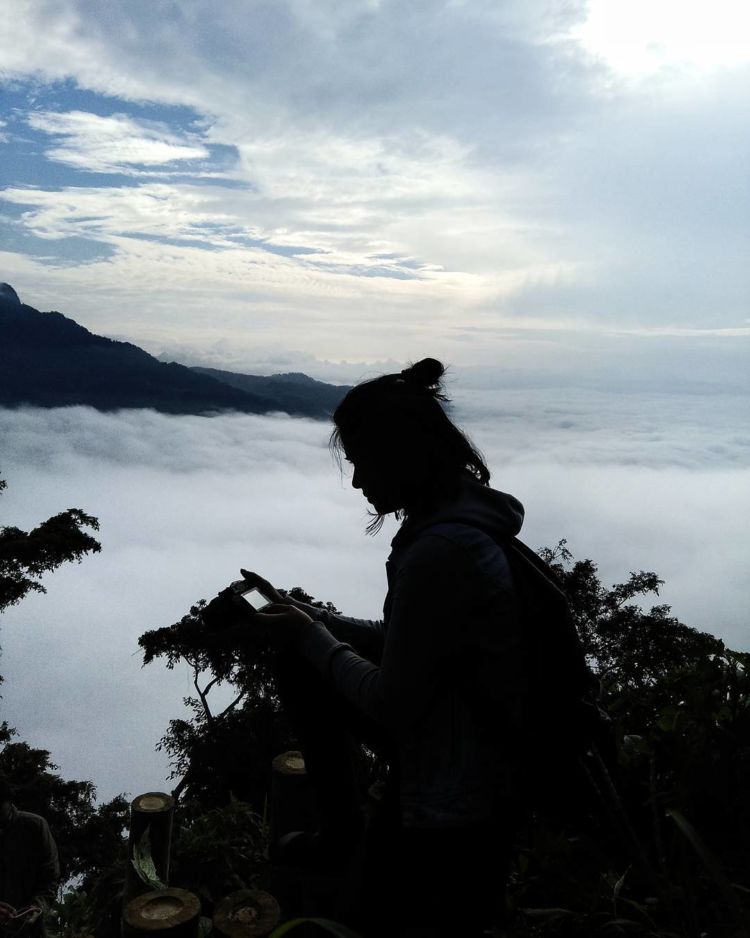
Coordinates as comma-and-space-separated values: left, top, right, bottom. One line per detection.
283, 594, 386, 663
295, 535, 488, 733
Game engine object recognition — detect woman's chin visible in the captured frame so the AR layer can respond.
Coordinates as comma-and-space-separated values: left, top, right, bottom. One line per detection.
367, 496, 396, 515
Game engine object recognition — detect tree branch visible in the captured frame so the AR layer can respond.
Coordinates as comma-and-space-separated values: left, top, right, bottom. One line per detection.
218, 690, 247, 720
193, 669, 214, 726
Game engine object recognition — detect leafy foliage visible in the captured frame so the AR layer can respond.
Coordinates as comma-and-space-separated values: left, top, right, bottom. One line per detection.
0, 731, 129, 887
169, 796, 268, 906
131, 828, 165, 891
138, 587, 353, 810
0, 477, 101, 614
508, 540, 750, 936
0, 475, 126, 938
139, 596, 290, 808
269, 919, 364, 938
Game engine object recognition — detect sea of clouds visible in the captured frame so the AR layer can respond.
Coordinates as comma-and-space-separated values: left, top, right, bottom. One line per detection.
0, 382, 747, 802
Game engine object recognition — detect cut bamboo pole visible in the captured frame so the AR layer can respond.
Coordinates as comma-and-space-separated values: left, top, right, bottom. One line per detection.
269, 751, 315, 846
123, 888, 200, 938
125, 792, 175, 902
213, 890, 280, 938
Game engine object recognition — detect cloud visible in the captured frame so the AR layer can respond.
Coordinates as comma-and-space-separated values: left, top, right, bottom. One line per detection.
0, 390, 747, 801
26, 110, 210, 174
573, 0, 750, 77
1, 0, 748, 362
453, 384, 750, 471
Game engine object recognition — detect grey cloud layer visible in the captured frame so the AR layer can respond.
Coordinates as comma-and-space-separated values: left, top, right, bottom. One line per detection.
0, 390, 747, 802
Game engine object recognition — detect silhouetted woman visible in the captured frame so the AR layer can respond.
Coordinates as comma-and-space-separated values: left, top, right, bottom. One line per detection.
241, 359, 528, 937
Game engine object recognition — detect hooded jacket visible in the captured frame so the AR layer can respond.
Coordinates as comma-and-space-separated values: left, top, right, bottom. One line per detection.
295, 477, 529, 828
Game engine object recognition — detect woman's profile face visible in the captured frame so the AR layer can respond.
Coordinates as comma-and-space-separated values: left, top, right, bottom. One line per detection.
344, 437, 411, 515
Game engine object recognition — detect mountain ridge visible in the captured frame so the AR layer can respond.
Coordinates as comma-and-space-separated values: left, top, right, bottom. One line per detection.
0, 284, 348, 419
190, 366, 346, 416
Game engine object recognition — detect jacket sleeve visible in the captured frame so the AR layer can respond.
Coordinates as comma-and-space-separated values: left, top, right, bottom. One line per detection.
31, 819, 60, 910
286, 596, 386, 664
295, 535, 485, 734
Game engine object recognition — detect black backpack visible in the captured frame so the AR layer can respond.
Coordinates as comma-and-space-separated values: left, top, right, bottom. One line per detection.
425, 523, 617, 826
501, 536, 618, 823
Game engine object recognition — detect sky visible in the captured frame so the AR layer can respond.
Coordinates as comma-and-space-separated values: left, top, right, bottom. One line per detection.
0, 2, 749, 802
0, 0, 748, 371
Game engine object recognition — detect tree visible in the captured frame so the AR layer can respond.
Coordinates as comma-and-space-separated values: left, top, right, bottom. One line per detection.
540, 540, 725, 695
0, 729, 129, 886
138, 587, 378, 812
514, 541, 750, 935
0, 477, 101, 614
0, 475, 127, 931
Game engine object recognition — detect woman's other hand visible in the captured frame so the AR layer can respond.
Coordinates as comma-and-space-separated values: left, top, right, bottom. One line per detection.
202, 587, 245, 633
239, 568, 287, 604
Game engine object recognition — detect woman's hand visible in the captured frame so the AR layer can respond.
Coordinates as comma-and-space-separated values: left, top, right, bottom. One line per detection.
239, 568, 287, 605
251, 603, 314, 649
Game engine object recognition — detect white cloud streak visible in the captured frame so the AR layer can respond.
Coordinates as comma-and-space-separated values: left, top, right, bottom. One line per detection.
26, 110, 209, 173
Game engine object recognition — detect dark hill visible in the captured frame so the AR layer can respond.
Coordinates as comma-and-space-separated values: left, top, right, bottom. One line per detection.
0, 285, 347, 418
192, 367, 347, 417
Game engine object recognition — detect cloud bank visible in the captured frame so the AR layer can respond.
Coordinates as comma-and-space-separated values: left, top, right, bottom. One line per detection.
0, 389, 747, 802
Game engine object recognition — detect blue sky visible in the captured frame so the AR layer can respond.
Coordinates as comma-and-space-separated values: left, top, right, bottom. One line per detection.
1, 0, 748, 376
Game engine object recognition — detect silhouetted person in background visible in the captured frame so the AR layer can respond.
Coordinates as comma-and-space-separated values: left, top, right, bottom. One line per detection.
230, 359, 528, 937
0, 778, 60, 938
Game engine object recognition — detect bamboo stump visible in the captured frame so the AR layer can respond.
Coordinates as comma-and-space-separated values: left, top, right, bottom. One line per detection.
125, 792, 175, 902
268, 750, 369, 926
213, 890, 280, 938
269, 751, 317, 923
269, 751, 315, 845
123, 888, 200, 938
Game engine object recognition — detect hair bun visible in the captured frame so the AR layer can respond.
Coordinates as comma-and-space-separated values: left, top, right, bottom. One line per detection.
401, 358, 445, 390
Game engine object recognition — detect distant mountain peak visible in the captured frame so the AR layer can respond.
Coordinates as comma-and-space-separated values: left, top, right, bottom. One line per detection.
0, 283, 21, 306
0, 291, 348, 419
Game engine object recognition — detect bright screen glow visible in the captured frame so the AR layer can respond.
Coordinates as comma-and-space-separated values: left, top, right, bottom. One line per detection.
239, 587, 272, 611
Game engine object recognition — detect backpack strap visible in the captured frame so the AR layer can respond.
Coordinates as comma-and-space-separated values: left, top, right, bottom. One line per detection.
419, 521, 515, 596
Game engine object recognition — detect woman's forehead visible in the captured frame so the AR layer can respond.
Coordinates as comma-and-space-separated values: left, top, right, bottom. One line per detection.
341, 432, 382, 462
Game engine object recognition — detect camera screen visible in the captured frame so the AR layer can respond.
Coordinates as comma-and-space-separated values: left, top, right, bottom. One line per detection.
238, 586, 272, 612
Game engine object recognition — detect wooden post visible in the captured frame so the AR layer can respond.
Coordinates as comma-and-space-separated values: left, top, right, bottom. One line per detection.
212, 890, 280, 938
125, 792, 176, 902
268, 751, 315, 846
123, 888, 200, 938
268, 751, 373, 928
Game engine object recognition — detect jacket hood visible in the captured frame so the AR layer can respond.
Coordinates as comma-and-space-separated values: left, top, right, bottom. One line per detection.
392, 475, 524, 548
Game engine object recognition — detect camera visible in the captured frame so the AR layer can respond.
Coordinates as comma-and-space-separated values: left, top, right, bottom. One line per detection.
202, 580, 274, 634
230, 580, 273, 613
